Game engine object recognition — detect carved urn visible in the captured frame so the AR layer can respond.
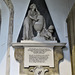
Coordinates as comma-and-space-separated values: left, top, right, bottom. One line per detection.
34, 15, 44, 36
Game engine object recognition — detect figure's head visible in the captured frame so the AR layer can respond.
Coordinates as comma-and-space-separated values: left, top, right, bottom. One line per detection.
48, 25, 54, 33
30, 3, 36, 9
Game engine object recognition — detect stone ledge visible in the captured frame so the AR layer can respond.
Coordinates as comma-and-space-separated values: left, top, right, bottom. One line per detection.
12, 40, 66, 48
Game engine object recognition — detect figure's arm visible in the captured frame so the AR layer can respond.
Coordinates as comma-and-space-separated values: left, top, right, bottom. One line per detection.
43, 18, 46, 29
28, 10, 38, 21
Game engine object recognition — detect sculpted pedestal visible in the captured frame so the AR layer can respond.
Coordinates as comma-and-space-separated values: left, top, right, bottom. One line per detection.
12, 40, 66, 75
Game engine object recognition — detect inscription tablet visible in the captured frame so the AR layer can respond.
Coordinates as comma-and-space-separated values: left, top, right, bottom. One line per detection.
24, 47, 54, 67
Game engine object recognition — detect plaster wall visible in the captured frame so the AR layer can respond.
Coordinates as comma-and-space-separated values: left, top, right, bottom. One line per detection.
45, 0, 74, 75
12, 0, 30, 42
10, 47, 19, 75
0, 0, 75, 75
0, 0, 10, 75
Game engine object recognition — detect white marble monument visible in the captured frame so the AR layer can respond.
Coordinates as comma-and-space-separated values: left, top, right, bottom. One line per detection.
12, 3, 66, 75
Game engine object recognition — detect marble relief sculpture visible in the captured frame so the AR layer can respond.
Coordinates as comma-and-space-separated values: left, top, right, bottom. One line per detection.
42, 25, 56, 40
23, 3, 40, 40
12, 3, 66, 75
23, 3, 56, 41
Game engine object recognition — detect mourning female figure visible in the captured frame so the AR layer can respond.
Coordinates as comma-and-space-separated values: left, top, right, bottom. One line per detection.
23, 4, 40, 40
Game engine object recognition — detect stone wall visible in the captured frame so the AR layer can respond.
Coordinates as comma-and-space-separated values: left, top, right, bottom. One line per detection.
14, 45, 64, 75
66, 3, 75, 75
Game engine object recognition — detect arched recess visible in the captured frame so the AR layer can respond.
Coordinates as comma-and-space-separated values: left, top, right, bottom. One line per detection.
3, 0, 14, 75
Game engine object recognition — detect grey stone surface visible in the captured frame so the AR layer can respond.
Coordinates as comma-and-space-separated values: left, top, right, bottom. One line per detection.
12, 40, 66, 75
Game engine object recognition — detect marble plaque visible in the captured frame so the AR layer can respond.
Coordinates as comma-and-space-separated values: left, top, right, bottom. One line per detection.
24, 47, 54, 67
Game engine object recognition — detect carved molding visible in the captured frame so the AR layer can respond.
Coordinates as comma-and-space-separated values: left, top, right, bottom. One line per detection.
13, 43, 65, 75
